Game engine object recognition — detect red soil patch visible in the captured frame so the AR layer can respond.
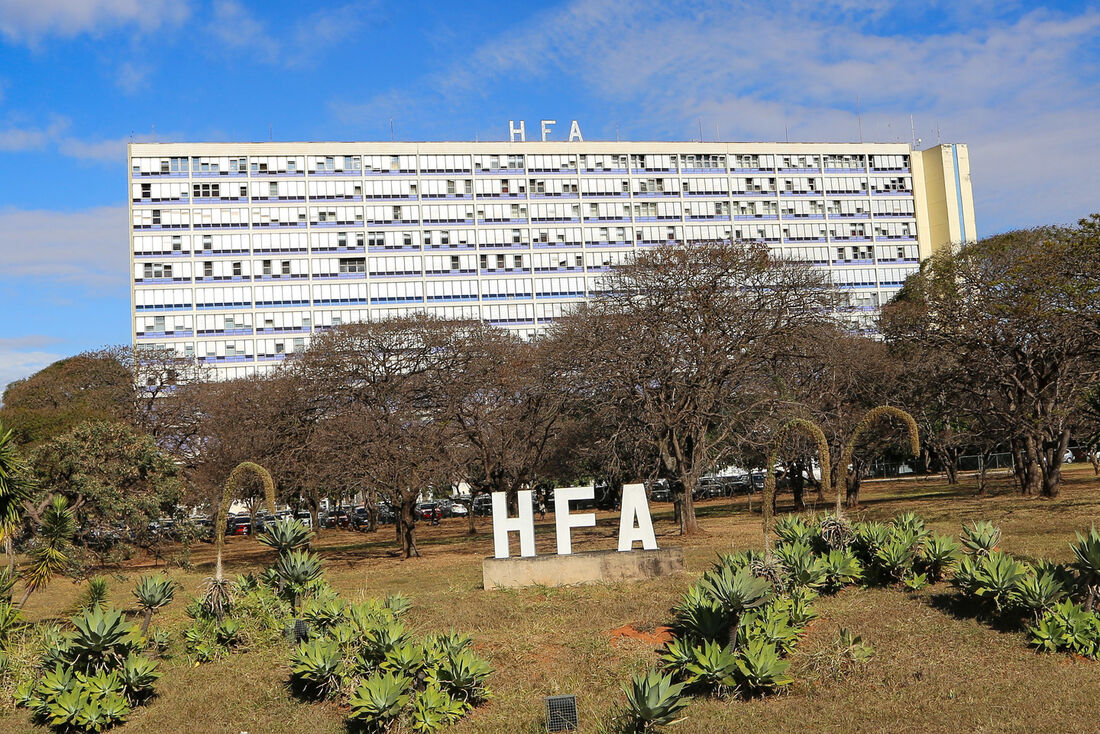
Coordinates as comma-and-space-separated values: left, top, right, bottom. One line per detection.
609, 623, 673, 646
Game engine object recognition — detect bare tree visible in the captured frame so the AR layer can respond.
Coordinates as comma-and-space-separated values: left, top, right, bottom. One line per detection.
553, 240, 834, 534
881, 216, 1100, 497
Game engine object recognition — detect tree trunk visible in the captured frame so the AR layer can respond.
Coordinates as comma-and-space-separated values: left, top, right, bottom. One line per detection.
141, 608, 153, 635
790, 461, 806, 512
679, 477, 700, 535
1039, 429, 1070, 498
1023, 435, 1043, 496
400, 501, 419, 558
976, 447, 993, 496
467, 497, 478, 536
943, 452, 959, 485
846, 458, 864, 508
4, 536, 14, 574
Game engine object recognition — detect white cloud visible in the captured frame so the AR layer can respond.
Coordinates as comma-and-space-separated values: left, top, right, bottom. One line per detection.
0, 338, 63, 396
0, 117, 69, 152
206, 0, 379, 68
0, 206, 127, 288
340, 0, 1100, 232
115, 61, 151, 94
0, 0, 191, 44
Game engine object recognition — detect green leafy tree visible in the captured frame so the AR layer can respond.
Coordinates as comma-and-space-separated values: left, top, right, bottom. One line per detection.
28, 421, 182, 554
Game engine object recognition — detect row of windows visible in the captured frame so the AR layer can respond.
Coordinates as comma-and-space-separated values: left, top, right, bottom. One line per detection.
132, 177, 914, 204
134, 220, 916, 258
132, 153, 911, 176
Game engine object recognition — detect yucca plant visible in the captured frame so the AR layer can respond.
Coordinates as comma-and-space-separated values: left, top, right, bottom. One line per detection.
18, 495, 75, 608
699, 565, 772, 651
434, 649, 491, 705
961, 520, 1001, 557
132, 574, 176, 634
71, 577, 111, 615
922, 533, 962, 582
349, 671, 413, 732
683, 639, 739, 696
0, 600, 25, 644
289, 639, 344, 700
1070, 526, 1100, 610
409, 684, 468, 732
621, 670, 689, 733
0, 566, 16, 603
273, 549, 323, 610
815, 513, 853, 551
258, 518, 314, 557
819, 549, 863, 592
199, 576, 233, 622
733, 637, 792, 696
0, 423, 34, 569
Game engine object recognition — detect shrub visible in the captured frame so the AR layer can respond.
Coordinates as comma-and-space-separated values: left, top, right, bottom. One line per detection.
67, 607, 143, 673
670, 586, 726, 643
851, 521, 890, 566
773, 515, 813, 547
273, 550, 324, 610
659, 638, 696, 681
620, 670, 689, 733
698, 566, 772, 649
774, 541, 826, 591
958, 550, 1028, 615
409, 684, 468, 733
433, 649, 491, 705
1070, 526, 1100, 610
873, 530, 919, 583
1014, 567, 1068, 622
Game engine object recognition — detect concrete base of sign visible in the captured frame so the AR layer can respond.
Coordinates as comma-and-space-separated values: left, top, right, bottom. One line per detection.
482, 547, 685, 590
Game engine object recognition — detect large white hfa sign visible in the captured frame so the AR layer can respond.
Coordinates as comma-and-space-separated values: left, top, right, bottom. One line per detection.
491, 485, 657, 559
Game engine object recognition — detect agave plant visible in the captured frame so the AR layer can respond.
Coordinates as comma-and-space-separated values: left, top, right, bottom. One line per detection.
670, 586, 727, 643
1029, 599, 1100, 657
961, 521, 1001, 558
273, 550, 323, 610
349, 671, 413, 732
699, 566, 772, 651
362, 620, 410, 665
734, 638, 792, 696
410, 685, 467, 733
132, 574, 176, 634
922, 533, 962, 582
819, 549, 863, 592
258, 518, 314, 557
773, 514, 813, 547
775, 541, 826, 591
67, 607, 142, 673
962, 550, 1028, 615
301, 593, 345, 632
659, 637, 697, 681
289, 639, 344, 700
851, 521, 890, 566
1070, 526, 1100, 610
873, 530, 919, 583
621, 670, 689, 733
71, 577, 110, 615
0, 600, 25, 644
739, 604, 801, 654
1014, 568, 1068, 622
381, 641, 430, 681
683, 639, 739, 696
433, 649, 491, 705
118, 653, 160, 704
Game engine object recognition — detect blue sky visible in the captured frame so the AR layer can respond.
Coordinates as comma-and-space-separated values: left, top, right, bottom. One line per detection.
1, 0, 1098, 390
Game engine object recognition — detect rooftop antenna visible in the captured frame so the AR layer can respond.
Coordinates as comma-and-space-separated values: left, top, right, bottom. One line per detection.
269, 123, 273, 142
936, 124, 942, 144
715, 121, 720, 142
151, 123, 155, 143
856, 96, 863, 143
389, 117, 395, 142
615, 123, 620, 142
910, 114, 917, 147
698, 117, 704, 142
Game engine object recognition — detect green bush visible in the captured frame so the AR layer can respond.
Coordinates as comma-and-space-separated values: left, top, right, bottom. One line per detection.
733, 638, 792, 696
922, 533, 961, 582
670, 586, 726, 643
682, 639, 738, 696
409, 684, 468, 733
773, 515, 813, 547
955, 550, 1028, 614
1014, 567, 1068, 622
774, 541, 826, 591
818, 549, 863, 592
961, 521, 1001, 557
289, 639, 344, 700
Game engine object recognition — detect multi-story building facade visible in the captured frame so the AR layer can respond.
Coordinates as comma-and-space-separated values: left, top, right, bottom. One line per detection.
129, 140, 975, 379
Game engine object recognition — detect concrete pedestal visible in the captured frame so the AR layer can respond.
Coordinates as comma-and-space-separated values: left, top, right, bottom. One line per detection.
482, 547, 684, 590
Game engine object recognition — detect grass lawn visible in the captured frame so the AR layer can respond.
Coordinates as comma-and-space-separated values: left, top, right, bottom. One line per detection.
4, 465, 1100, 733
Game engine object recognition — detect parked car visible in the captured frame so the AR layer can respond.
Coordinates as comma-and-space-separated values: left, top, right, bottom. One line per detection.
416, 502, 440, 521
295, 511, 314, 528
226, 515, 252, 535
647, 479, 672, 502
472, 495, 493, 516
